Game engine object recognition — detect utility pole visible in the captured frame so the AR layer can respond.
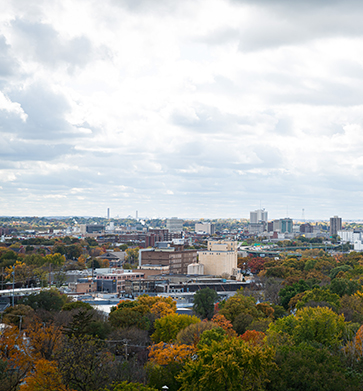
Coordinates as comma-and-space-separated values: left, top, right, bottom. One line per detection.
123, 339, 129, 360
12, 265, 15, 306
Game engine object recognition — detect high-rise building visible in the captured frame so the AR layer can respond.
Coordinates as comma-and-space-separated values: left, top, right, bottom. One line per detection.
166, 217, 184, 233
280, 218, 293, 233
250, 209, 268, 223
107, 208, 110, 220
195, 222, 215, 235
330, 216, 342, 236
198, 240, 238, 276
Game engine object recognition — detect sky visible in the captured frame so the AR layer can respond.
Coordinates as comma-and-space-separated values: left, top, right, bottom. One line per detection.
1, 0, 363, 220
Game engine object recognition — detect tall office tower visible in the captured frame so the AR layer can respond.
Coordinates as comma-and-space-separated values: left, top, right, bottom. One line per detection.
330, 216, 342, 236
195, 222, 215, 235
250, 209, 268, 223
107, 208, 110, 220
166, 217, 184, 233
280, 218, 293, 233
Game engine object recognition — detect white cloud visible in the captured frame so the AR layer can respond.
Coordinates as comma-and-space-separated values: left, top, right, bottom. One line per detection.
1, 0, 363, 219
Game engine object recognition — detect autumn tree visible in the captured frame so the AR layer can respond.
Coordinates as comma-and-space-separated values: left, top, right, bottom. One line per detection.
19, 358, 71, 391
176, 321, 218, 345
148, 342, 195, 366
0, 326, 33, 391
151, 314, 200, 343
178, 335, 275, 391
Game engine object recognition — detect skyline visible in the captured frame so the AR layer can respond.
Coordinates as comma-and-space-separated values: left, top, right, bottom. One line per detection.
1, 1, 363, 219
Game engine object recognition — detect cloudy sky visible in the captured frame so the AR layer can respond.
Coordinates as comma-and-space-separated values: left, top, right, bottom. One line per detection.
1, 0, 363, 220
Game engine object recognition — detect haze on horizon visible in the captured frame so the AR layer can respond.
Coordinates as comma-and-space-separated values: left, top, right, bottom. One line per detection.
1, 0, 363, 220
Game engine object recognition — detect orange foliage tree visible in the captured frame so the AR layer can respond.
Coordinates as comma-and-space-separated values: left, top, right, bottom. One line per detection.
19, 358, 72, 391
0, 326, 33, 391
148, 342, 196, 365
240, 330, 265, 346
344, 324, 363, 359
210, 314, 237, 337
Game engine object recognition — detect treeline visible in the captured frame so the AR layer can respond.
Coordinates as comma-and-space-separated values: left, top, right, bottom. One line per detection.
2, 279, 363, 390
0, 238, 130, 288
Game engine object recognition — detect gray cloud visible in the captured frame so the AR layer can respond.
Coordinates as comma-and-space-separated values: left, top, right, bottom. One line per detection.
3, 83, 80, 140
11, 19, 94, 69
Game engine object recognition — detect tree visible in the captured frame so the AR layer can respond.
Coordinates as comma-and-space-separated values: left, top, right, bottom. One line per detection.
210, 314, 237, 337
2, 304, 34, 328
109, 308, 151, 330
20, 288, 68, 312
295, 287, 341, 311
218, 289, 261, 324
151, 314, 200, 343
125, 248, 139, 264
176, 321, 217, 345
19, 358, 70, 391
26, 318, 63, 361
178, 336, 275, 391
278, 279, 313, 310
266, 343, 360, 391
193, 288, 218, 320
57, 335, 115, 391
329, 278, 359, 297
267, 306, 347, 349
105, 382, 157, 391
0, 326, 33, 391
148, 342, 195, 366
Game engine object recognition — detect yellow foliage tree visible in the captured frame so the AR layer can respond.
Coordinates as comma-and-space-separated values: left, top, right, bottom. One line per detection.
150, 301, 175, 318
137, 295, 177, 312
77, 254, 87, 269
5, 260, 27, 280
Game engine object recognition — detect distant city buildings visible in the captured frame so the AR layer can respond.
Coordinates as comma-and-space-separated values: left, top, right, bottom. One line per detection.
250, 209, 268, 224
80, 224, 105, 234
195, 222, 215, 235
166, 217, 184, 233
330, 216, 342, 236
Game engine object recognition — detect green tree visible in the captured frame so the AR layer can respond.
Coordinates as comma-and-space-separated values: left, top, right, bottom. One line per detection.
267, 306, 347, 350
295, 287, 341, 311
193, 288, 218, 320
20, 288, 68, 312
125, 248, 139, 264
106, 382, 157, 391
218, 289, 261, 323
57, 335, 114, 391
266, 343, 361, 391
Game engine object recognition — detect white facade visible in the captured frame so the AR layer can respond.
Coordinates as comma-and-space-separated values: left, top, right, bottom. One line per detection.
338, 230, 362, 243
166, 217, 184, 233
187, 263, 204, 275
250, 209, 268, 224
354, 240, 363, 251
198, 240, 237, 277
195, 222, 215, 235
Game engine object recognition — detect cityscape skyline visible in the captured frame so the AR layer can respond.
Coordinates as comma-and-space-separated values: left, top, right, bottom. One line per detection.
2, 1, 363, 219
